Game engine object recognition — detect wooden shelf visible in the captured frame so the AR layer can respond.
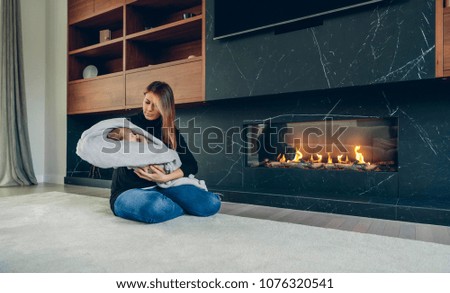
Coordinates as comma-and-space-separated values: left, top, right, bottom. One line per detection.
69, 4, 123, 26
126, 0, 200, 10
126, 16, 202, 44
125, 56, 202, 74
68, 71, 124, 85
69, 38, 123, 58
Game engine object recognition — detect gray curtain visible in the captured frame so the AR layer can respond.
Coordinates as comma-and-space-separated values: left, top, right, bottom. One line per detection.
0, 0, 37, 186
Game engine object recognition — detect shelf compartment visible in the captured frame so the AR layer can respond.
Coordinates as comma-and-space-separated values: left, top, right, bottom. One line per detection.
68, 75, 125, 114
125, 17, 202, 70
125, 40, 201, 70
68, 39, 123, 81
68, 55, 123, 81
126, 15, 202, 43
126, 0, 201, 35
125, 58, 203, 106
69, 6, 123, 51
68, 71, 123, 85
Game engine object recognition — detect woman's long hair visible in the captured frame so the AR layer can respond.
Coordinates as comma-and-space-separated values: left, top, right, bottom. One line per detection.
146, 81, 177, 150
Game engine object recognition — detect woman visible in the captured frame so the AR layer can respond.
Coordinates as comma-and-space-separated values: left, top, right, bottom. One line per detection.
110, 81, 221, 223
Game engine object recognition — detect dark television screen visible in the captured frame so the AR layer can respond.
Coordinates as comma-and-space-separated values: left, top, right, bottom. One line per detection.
214, 0, 385, 40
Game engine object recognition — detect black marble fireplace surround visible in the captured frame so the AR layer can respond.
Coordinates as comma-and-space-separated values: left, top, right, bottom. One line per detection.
176, 80, 450, 226
66, 0, 450, 225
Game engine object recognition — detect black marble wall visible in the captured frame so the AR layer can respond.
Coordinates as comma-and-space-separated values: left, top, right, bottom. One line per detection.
206, 0, 435, 100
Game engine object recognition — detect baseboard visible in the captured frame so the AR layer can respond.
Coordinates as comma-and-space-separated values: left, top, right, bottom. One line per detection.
64, 177, 111, 188
43, 174, 65, 184
211, 188, 450, 227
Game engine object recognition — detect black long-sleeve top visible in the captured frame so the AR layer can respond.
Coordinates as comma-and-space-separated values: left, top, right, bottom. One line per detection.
109, 112, 198, 212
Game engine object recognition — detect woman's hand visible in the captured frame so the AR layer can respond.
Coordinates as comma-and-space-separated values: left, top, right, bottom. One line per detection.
134, 165, 184, 183
134, 165, 167, 183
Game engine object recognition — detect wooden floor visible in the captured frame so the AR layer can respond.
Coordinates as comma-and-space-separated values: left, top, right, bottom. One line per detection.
2, 183, 450, 246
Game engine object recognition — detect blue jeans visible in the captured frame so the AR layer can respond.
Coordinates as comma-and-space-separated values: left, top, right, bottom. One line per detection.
113, 185, 221, 224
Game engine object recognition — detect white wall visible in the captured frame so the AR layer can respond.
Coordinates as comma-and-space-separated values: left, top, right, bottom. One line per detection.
21, 0, 47, 182
20, 0, 67, 184
44, 0, 67, 184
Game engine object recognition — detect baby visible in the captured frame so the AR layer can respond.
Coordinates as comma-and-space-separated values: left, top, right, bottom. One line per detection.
107, 127, 162, 173
107, 127, 148, 144
107, 127, 208, 190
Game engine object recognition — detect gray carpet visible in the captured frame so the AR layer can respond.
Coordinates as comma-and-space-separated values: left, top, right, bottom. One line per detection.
0, 192, 449, 273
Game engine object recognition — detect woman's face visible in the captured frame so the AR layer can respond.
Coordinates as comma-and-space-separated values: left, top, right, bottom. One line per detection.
142, 91, 161, 121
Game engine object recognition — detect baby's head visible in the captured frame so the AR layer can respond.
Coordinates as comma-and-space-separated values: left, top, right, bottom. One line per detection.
107, 127, 147, 143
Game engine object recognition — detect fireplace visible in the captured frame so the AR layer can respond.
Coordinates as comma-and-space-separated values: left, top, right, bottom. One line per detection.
242, 115, 399, 202
245, 117, 398, 172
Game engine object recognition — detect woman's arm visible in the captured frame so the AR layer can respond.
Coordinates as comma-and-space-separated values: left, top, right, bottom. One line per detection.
134, 165, 183, 183
133, 128, 197, 183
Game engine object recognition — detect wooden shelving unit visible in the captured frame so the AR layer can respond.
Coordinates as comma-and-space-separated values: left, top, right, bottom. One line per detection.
67, 0, 205, 115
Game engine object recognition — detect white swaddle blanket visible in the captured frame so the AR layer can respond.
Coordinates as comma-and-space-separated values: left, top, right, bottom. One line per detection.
76, 118, 207, 190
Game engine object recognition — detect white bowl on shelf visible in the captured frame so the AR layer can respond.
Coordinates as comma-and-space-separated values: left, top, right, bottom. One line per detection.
82, 65, 98, 79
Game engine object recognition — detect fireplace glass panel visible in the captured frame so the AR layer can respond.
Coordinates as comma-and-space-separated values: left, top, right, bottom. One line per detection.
245, 117, 398, 172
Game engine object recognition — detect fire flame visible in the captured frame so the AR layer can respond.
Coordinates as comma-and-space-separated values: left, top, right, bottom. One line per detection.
277, 153, 286, 163
307, 154, 323, 163
293, 148, 303, 162
354, 146, 365, 163
273, 146, 371, 166
316, 154, 322, 163
338, 154, 350, 164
